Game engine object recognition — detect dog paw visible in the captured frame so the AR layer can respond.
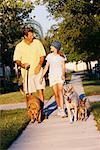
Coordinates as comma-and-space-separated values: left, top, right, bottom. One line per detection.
69, 119, 73, 124
30, 119, 35, 123
74, 117, 77, 122
84, 117, 88, 121
38, 121, 41, 123
70, 121, 73, 124
82, 118, 85, 121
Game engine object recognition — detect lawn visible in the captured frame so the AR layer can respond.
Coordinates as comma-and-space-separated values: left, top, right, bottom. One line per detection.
82, 74, 100, 130
82, 80, 100, 96
0, 86, 54, 104
91, 102, 100, 130
0, 91, 25, 104
0, 109, 30, 150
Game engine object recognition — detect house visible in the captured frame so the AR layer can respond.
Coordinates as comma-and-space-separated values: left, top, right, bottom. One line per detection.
65, 61, 98, 72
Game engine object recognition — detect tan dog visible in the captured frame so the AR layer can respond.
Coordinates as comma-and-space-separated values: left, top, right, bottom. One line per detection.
78, 95, 90, 121
64, 84, 79, 123
26, 95, 42, 123
78, 100, 87, 121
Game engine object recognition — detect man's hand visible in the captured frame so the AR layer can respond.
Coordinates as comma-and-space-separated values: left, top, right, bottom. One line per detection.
34, 64, 41, 74
15, 61, 30, 70
23, 63, 30, 70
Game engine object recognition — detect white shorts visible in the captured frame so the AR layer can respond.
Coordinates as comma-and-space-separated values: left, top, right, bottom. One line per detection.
49, 76, 64, 87
23, 68, 45, 94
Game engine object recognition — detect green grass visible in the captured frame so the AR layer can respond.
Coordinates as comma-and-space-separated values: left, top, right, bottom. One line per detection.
0, 91, 26, 104
82, 74, 100, 130
0, 86, 53, 104
91, 102, 100, 130
44, 86, 53, 100
0, 109, 30, 150
65, 72, 72, 83
83, 80, 100, 96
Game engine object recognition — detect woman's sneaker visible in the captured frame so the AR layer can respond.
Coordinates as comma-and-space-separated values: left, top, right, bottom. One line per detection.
57, 107, 62, 116
57, 107, 66, 118
60, 109, 66, 118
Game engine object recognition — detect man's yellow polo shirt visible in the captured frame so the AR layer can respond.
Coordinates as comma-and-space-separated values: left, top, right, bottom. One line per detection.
14, 39, 46, 78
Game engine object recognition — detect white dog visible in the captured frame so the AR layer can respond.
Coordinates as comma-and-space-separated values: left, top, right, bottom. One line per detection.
64, 84, 79, 123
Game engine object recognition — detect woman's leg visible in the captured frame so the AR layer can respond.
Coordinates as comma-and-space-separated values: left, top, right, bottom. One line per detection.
57, 83, 64, 109
52, 84, 60, 107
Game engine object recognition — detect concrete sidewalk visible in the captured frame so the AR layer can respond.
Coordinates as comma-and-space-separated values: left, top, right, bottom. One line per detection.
7, 72, 100, 150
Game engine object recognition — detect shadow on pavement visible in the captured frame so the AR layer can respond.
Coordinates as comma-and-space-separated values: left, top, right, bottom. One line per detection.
43, 101, 57, 118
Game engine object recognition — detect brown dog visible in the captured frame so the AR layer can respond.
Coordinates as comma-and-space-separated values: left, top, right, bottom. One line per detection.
78, 99, 87, 121
26, 95, 42, 123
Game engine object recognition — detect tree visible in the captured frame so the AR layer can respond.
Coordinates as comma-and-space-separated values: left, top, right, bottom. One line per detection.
0, 0, 33, 65
37, 0, 100, 65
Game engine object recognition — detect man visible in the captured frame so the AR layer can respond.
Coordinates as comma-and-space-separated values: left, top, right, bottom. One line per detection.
13, 27, 46, 104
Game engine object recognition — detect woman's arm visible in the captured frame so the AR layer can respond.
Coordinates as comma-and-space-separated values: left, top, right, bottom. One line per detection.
40, 62, 50, 84
42, 62, 49, 77
62, 61, 66, 80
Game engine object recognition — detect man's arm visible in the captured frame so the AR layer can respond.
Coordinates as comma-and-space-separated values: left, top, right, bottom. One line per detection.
34, 56, 45, 74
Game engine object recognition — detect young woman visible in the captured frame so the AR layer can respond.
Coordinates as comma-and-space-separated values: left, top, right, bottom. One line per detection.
40, 40, 66, 117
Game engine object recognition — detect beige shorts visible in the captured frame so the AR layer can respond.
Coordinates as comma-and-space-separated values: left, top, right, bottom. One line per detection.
23, 68, 45, 94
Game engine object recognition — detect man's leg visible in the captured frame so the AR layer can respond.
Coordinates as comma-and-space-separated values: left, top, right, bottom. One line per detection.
38, 89, 44, 102
37, 89, 44, 109
37, 89, 45, 121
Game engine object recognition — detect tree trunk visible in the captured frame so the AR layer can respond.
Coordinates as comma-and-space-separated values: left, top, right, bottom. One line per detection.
76, 62, 78, 72
86, 62, 89, 71
97, 59, 100, 64
89, 61, 92, 70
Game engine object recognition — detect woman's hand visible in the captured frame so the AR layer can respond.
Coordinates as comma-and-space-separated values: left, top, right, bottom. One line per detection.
40, 77, 43, 84
61, 75, 65, 80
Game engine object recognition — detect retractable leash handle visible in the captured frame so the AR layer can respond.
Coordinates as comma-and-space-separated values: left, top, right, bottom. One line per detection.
26, 68, 29, 94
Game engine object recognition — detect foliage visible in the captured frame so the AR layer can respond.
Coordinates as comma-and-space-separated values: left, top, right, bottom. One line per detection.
37, 0, 100, 63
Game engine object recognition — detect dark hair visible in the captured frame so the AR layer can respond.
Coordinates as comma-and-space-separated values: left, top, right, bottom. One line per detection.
22, 26, 34, 37
58, 51, 65, 58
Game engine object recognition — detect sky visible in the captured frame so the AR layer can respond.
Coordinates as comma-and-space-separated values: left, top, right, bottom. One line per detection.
30, 5, 57, 36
